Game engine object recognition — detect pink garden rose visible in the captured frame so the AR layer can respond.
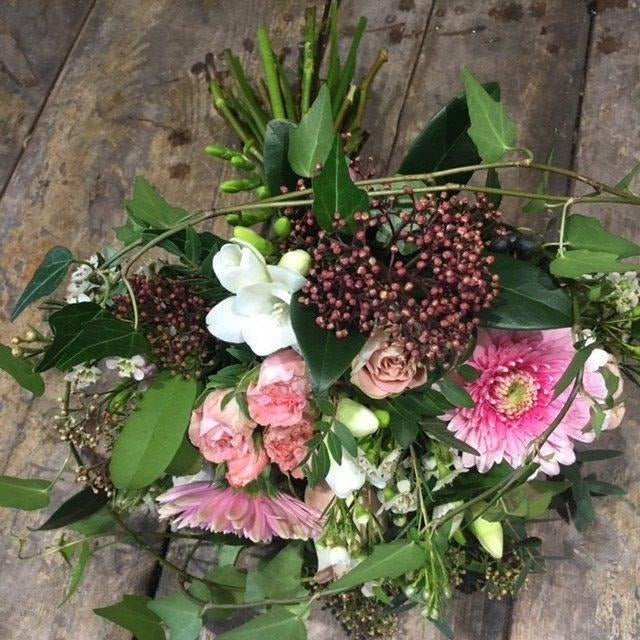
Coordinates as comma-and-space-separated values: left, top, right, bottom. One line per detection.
350, 332, 427, 399
264, 415, 314, 479
189, 389, 256, 464
226, 446, 269, 488
247, 349, 311, 427
448, 328, 610, 476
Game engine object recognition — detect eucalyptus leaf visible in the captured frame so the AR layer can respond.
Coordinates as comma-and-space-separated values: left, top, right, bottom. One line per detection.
36, 487, 109, 530
217, 606, 307, 640
94, 595, 166, 640
11, 247, 74, 321
0, 344, 44, 396
290, 297, 366, 394
312, 135, 370, 231
147, 594, 203, 640
565, 214, 640, 258
549, 250, 632, 279
110, 373, 197, 489
330, 541, 426, 592
463, 68, 517, 162
264, 120, 300, 195
481, 254, 572, 329
0, 476, 50, 510
288, 85, 334, 177
125, 176, 190, 229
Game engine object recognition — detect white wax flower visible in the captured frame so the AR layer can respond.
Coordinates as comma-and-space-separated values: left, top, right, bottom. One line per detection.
64, 364, 101, 389
105, 355, 148, 381
206, 241, 306, 356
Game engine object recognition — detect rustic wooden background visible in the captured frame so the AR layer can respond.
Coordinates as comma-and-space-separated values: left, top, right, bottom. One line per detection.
1, 1, 639, 638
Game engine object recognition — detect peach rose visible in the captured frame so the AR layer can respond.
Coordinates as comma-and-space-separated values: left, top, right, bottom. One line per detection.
247, 349, 311, 426
188, 389, 256, 463
264, 415, 314, 479
350, 332, 427, 399
226, 446, 269, 488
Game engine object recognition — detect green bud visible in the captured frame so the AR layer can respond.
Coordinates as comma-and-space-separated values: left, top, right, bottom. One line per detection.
256, 185, 270, 200
278, 249, 311, 276
205, 144, 234, 159
236, 208, 274, 226
470, 513, 503, 559
335, 397, 380, 438
220, 177, 261, 193
273, 217, 292, 238
230, 154, 256, 171
109, 388, 134, 413
373, 409, 391, 428
233, 227, 274, 256
226, 213, 241, 226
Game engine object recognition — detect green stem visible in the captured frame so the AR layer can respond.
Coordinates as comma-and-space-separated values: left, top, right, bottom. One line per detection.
210, 80, 258, 151
121, 274, 139, 330
257, 27, 285, 119
300, 7, 316, 116
274, 54, 297, 121
558, 197, 576, 256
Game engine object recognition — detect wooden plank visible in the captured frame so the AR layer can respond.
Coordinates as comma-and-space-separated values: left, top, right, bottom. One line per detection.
0, 0, 94, 193
509, 2, 640, 638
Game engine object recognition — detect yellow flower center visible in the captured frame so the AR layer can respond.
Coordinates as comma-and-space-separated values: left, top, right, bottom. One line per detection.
492, 371, 538, 418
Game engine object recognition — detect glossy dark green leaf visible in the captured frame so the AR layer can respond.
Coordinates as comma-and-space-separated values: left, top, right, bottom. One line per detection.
125, 176, 190, 230
463, 68, 517, 162
549, 249, 632, 279
331, 16, 366, 114
575, 449, 623, 462
398, 83, 500, 183
0, 476, 50, 510
481, 254, 573, 329
69, 509, 116, 535
333, 420, 358, 457
564, 214, 640, 258
312, 135, 370, 231
217, 606, 307, 640
36, 487, 108, 531
290, 297, 366, 394
330, 541, 426, 591
55, 317, 150, 370
147, 594, 203, 640
94, 595, 166, 640
583, 475, 626, 496
438, 378, 475, 409
11, 246, 74, 321
288, 85, 334, 177
61, 540, 90, 605
0, 344, 44, 396
264, 120, 299, 195
326, 431, 343, 465
110, 373, 197, 489
485, 168, 502, 208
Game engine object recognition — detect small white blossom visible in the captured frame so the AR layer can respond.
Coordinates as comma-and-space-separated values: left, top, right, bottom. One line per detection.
422, 448, 466, 491
606, 271, 640, 314
64, 364, 101, 389
377, 448, 402, 484
377, 479, 418, 515
105, 355, 148, 381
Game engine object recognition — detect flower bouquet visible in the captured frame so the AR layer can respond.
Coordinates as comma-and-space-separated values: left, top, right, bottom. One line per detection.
2, 4, 640, 639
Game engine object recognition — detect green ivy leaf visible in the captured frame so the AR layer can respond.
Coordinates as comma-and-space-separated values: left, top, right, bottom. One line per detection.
54, 317, 150, 370
0, 344, 44, 396
288, 85, 334, 177
264, 120, 299, 195
330, 541, 426, 592
36, 487, 109, 530
564, 214, 640, 258
94, 595, 166, 640
549, 249, 633, 279
462, 68, 517, 162
290, 297, 366, 394
217, 606, 307, 640
312, 135, 370, 232
147, 594, 203, 640
245, 544, 306, 603
481, 254, 572, 329
125, 176, 190, 229
11, 247, 74, 321
61, 540, 90, 605
0, 476, 50, 510
398, 83, 500, 183
110, 373, 197, 489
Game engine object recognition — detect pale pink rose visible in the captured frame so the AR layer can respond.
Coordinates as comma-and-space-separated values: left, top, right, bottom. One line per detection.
226, 446, 269, 488
350, 332, 427, 399
247, 349, 311, 426
304, 482, 335, 514
188, 389, 256, 463
264, 415, 314, 479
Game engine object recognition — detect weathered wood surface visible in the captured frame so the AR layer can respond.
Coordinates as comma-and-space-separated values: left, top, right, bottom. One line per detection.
0, 0, 639, 639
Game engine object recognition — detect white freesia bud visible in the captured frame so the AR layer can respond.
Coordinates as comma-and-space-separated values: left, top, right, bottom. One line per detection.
325, 449, 366, 498
470, 515, 503, 559
335, 398, 380, 438
278, 249, 312, 276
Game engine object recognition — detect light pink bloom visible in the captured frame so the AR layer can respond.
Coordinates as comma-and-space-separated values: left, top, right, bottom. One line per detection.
247, 349, 311, 426
189, 390, 256, 464
226, 446, 269, 488
264, 415, 314, 479
350, 332, 427, 399
304, 482, 335, 515
157, 482, 322, 542
448, 329, 608, 476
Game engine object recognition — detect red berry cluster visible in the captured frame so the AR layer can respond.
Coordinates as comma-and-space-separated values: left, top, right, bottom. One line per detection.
297, 192, 502, 372
113, 275, 219, 378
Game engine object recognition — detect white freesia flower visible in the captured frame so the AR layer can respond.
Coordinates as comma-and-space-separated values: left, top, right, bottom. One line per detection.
314, 542, 356, 579
64, 364, 101, 389
325, 450, 366, 498
105, 355, 148, 381
206, 241, 306, 356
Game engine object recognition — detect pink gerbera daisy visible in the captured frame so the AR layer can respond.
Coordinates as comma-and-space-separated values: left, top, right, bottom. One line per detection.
448, 328, 608, 475
157, 482, 322, 542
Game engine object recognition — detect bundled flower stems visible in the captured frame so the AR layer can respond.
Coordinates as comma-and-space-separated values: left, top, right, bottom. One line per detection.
2, 5, 640, 640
